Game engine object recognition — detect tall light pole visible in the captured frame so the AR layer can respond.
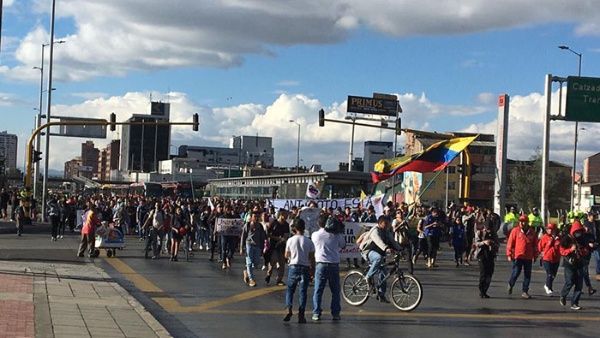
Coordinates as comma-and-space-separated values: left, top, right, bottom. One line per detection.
559, 45, 582, 212
33, 41, 64, 198
289, 120, 301, 173
41, 0, 58, 219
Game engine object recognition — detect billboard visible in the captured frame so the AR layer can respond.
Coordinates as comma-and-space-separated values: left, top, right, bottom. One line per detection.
347, 95, 399, 116
56, 117, 107, 139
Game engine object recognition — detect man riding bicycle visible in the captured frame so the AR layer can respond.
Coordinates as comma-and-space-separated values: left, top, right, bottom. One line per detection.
358, 215, 403, 303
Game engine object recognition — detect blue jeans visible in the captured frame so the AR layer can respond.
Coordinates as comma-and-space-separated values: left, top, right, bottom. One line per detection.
286, 265, 310, 312
542, 260, 560, 290
366, 251, 387, 297
508, 259, 532, 292
561, 261, 583, 306
245, 243, 262, 281
197, 227, 210, 248
312, 263, 341, 317
594, 249, 600, 275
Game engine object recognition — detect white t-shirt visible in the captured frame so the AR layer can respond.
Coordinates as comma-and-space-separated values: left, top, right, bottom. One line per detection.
285, 234, 315, 267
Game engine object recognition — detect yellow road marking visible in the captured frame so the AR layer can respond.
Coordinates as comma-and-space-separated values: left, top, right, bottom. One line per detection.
199, 309, 600, 322
107, 258, 593, 322
104, 258, 163, 293
106, 257, 284, 313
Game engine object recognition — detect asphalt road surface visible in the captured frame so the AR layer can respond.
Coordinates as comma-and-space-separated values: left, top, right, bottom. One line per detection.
2, 220, 599, 338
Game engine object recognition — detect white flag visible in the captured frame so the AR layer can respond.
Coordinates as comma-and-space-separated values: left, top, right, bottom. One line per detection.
306, 179, 321, 199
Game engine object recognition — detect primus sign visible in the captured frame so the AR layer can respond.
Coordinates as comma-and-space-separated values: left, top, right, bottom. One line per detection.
565, 76, 600, 122
347, 95, 399, 117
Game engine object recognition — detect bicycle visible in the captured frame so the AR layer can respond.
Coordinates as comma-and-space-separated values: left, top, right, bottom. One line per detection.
342, 253, 423, 311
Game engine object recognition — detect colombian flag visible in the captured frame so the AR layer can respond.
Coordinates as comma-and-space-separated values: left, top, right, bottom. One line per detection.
371, 135, 478, 183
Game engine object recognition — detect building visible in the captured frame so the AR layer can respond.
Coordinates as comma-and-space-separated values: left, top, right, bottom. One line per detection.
404, 130, 496, 208
97, 140, 120, 181
231, 135, 274, 167
583, 152, 600, 183
0, 131, 18, 174
120, 102, 171, 173
178, 135, 274, 168
178, 145, 240, 167
363, 141, 393, 173
64, 157, 82, 179
81, 141, 99, 179
207, 171, 372, 199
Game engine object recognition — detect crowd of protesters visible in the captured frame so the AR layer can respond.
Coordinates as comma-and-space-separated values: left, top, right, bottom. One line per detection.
3, 186, 600, 314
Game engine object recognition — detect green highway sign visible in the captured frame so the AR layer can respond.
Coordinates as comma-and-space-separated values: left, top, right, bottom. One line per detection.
565, 76, 600, 122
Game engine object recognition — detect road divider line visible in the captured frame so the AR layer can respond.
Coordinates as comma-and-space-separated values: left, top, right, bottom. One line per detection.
105, 258, 163, 293
198, 309, 600, 322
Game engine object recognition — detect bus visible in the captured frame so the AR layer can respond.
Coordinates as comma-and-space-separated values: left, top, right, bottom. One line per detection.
161, 181, 194, 199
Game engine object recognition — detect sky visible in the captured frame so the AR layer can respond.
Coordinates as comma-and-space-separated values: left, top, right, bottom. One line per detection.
1, 0, 600, 173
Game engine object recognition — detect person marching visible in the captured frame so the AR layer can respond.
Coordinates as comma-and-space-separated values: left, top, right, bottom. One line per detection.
506, 214, 538, 299
474, 219, 499, 298
559, 220, 590, 310
283, 218, 315, 324
240, 212, 267, 287
538, 223, 561, 295
450, 216, 467, 267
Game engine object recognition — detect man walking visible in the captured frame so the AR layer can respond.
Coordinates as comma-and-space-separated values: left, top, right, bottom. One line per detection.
311, 214, 346, 321
506, 215, 538, 299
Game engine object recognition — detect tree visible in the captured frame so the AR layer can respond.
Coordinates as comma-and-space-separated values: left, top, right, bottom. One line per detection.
508, 151, 570, 214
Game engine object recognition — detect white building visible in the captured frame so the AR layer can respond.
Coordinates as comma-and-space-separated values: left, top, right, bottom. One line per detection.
363, 141, 393, 173
0, 131, 18, 174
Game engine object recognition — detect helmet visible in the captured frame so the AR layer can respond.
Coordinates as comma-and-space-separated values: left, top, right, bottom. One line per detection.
546, 223, 557, 230
518, 215, 528, 223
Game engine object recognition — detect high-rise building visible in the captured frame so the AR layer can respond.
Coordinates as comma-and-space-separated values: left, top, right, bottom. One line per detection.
81, 141, 99, 179
363, 141, 393, 173
97, 140, 120, 180
0, 131, 18, 174
120, 102, 171, 173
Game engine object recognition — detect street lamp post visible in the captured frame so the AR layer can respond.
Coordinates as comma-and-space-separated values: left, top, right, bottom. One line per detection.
559, 45, 582, 212
33, 41, 64, 199
41, 0, 58, 219
289, 120, 301, 173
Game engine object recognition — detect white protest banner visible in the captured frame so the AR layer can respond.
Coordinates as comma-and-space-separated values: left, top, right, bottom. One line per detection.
360, 194, 385, 217
340, 222, 377, 260
215, 218, 244, 236
268, 198, 362, 211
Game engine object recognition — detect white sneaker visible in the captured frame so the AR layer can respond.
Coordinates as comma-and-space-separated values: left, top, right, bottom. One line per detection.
59, 235, 64, 239
198, 245, 203, 250
544, 285, 553, 295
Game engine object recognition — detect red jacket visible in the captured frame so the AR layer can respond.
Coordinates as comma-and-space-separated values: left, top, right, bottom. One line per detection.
537, 234, 561, 263
81, 210, 100, 235
506, 226, 538, 260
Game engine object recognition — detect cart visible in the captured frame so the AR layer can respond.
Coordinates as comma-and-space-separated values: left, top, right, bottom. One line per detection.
93, 223, 125, 258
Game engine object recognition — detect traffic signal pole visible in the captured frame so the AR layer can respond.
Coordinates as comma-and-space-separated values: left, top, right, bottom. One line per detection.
25, 117, 198, 193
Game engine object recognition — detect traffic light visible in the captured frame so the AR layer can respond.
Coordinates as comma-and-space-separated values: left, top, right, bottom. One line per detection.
109, 112, 116, 131
395, 118, 402, 135
318, 109, 325, 127
193, 113, 199, 131
32, 147, 43, 163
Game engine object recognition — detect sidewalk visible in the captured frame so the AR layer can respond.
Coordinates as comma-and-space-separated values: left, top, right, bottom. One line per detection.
0, 260, 171, 338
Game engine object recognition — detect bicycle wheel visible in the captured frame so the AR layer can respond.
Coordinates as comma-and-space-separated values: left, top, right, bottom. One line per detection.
390, 273, 422, 312
342, 270, 370, 306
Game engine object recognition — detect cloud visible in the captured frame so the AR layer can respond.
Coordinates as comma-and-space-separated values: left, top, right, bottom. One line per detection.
13, 87, 598, 173
4, 1, 600, 82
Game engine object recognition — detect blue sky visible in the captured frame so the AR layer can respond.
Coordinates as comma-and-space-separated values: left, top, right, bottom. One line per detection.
1, 1, 600, 172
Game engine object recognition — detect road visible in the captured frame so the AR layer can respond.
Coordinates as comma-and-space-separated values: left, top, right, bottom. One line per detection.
2, 220, 599, 338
